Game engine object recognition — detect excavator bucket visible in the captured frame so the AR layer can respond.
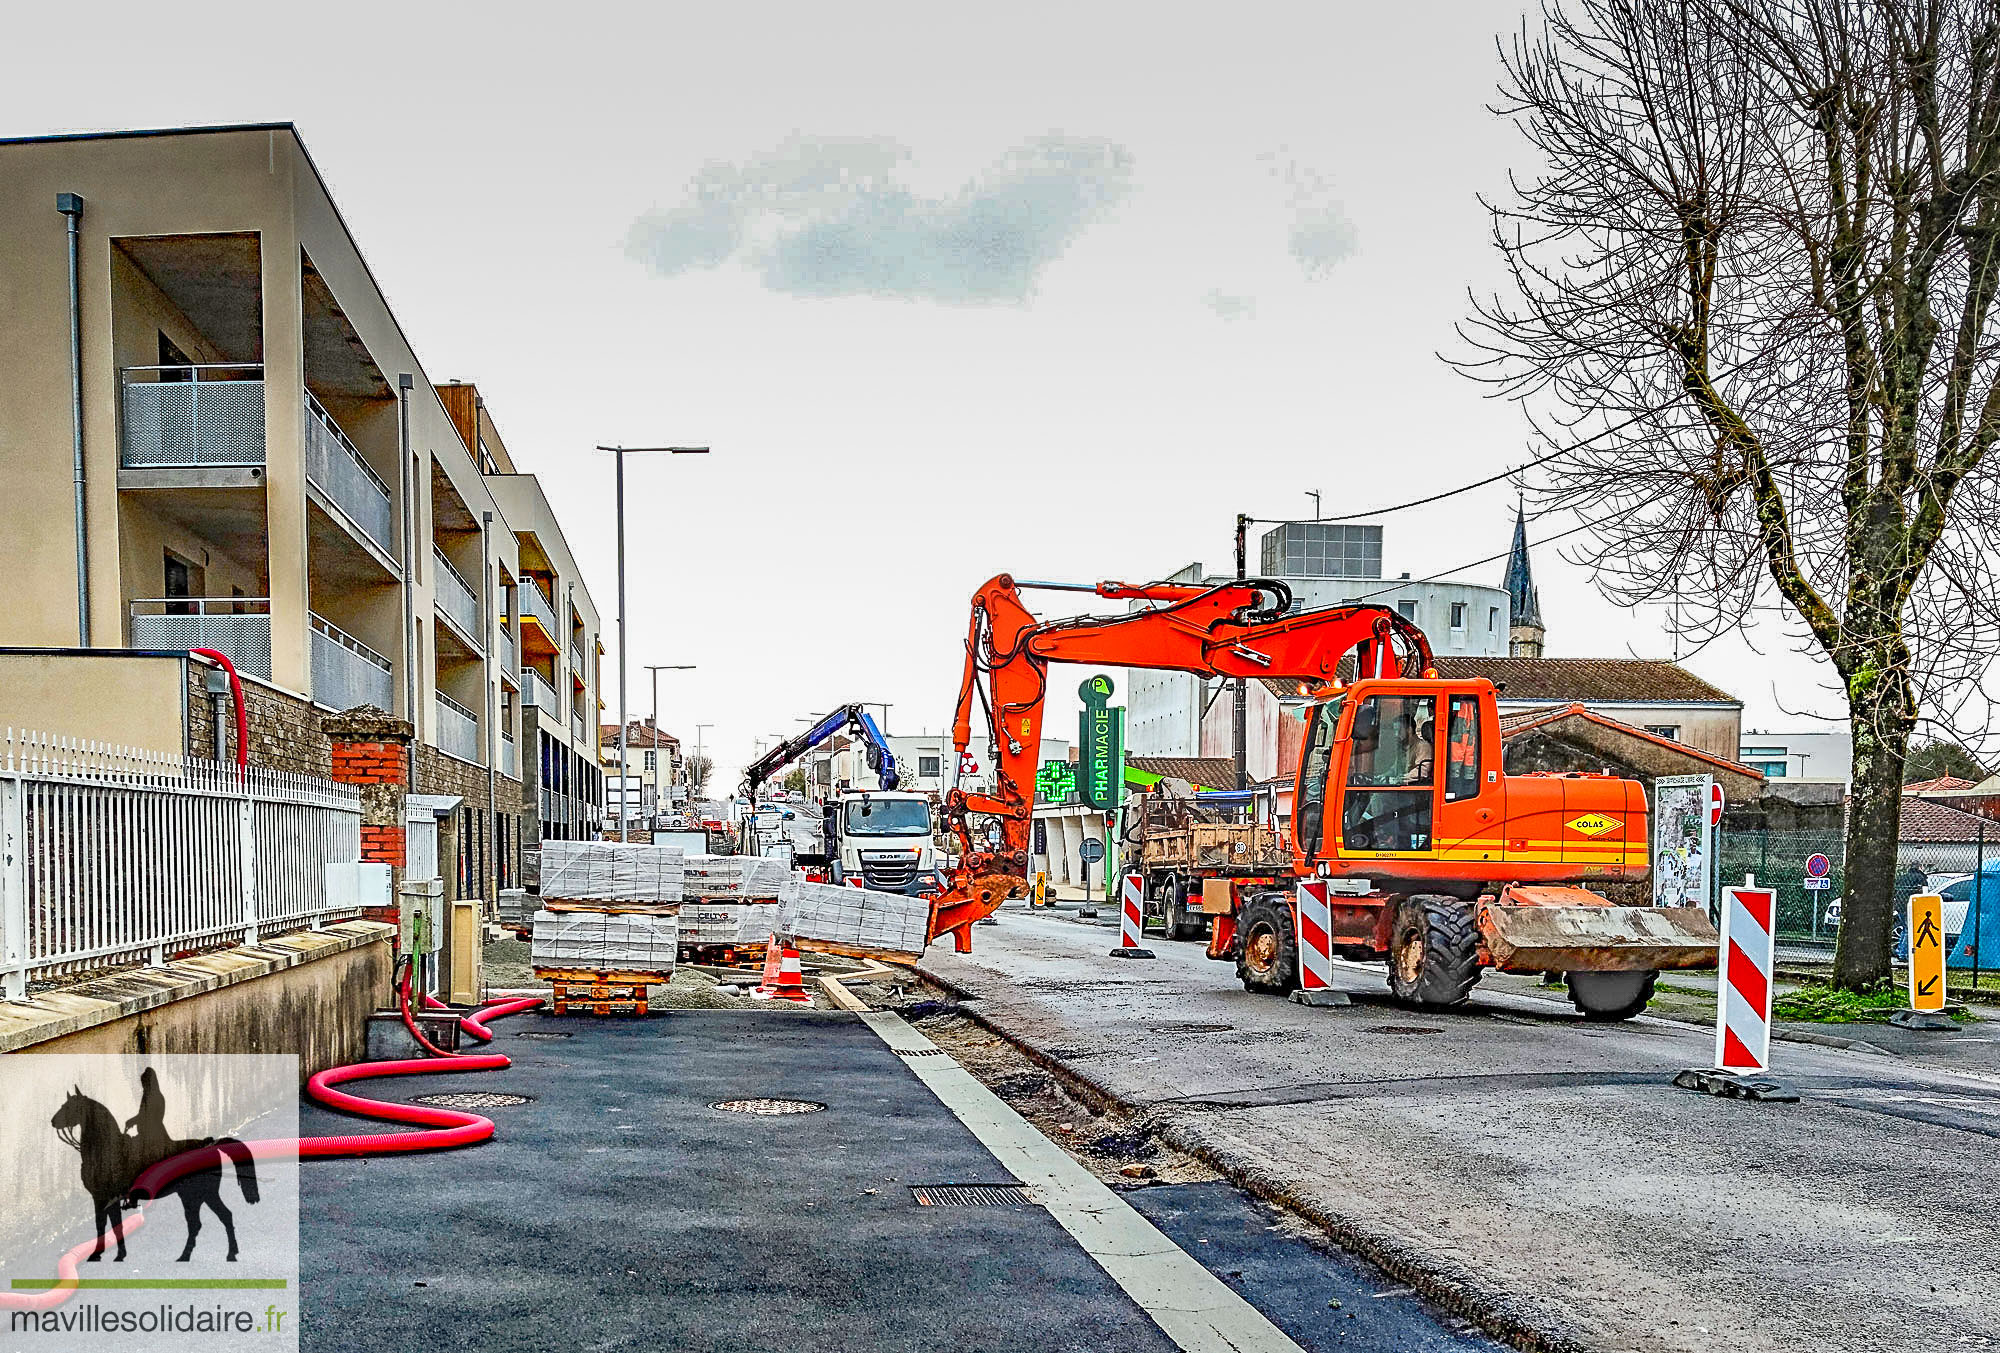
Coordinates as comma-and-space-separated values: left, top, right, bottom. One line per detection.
1478, 886, 1720, 973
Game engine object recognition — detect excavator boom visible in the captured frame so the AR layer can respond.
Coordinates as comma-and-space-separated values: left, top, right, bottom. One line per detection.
930, 574, 1432, 949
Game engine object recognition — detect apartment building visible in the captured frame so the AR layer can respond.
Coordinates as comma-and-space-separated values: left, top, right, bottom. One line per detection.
0, 123, 605, 893
599, 719, 682, 832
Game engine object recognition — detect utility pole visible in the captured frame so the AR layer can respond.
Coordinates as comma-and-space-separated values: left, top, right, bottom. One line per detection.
597, 445, 709, 838
1234, 512, 1249, 793
645, 663, 695, 825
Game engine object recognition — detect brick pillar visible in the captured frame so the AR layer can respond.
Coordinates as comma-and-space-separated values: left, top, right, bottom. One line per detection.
323, 707, 412, 926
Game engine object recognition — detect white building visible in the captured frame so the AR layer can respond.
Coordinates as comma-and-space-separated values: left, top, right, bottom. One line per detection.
1738, 728, 1853, 783
1127, 522, 1513, 759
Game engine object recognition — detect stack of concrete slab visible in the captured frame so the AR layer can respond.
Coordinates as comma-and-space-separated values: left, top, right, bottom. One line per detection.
776, 876, 930, 958
530, 909, 679, 975
541, 841, 684, 904
681, 854, 789, 899
677, 903, 748, 946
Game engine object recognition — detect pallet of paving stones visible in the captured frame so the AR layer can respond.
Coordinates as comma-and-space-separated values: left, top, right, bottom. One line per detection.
539, 840, 685, 903
679, 854, 791, 900
530, 910, 678, 974
775, 876, 930, 959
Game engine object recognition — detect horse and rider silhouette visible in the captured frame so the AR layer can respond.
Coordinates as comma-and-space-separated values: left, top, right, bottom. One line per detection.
49, 1069, 260, 1263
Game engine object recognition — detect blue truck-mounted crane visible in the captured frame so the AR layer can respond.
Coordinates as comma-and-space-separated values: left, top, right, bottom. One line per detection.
740, 704, 939, 894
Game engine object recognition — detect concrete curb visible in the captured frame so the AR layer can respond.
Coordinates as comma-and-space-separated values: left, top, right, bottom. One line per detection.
909, 963, 1608, 1353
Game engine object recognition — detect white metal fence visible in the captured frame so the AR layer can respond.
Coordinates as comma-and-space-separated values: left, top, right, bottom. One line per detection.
0, 730, 364, 996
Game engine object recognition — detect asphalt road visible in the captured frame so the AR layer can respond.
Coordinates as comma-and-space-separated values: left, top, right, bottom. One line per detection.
921, 905, 2000, 1353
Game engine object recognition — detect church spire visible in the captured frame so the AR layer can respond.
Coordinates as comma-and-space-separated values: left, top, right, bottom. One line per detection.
1503, 499, 1545, 657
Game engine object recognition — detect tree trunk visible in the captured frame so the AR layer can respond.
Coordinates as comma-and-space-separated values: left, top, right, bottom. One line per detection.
1831, 710, 1912, 991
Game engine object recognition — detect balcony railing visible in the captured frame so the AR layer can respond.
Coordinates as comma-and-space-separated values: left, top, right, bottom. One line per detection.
432, 547, 481, 643
305, 392, 397, 559
130, 598, 271, 680
501, 732, 517, 779
121, 365, 265, 467
520, 579, 558, 636
497, 622, 517, 679
310, 614, 394, 713
572, 710, 587, 745
571, 635, 588, 674
522, 668, 559, 711
435, 691, 481, 765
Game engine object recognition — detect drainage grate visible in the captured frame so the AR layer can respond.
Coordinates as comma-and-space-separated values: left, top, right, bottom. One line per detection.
1148, 1022, 1234, 1034
1366, 1025, 1443, 1036
711, 1098, 826, 1116
513, 1031, 573, 1040
911, 1185, 1033, 1207
894, 1047, 948, 1058
412, 1092, 533, 1108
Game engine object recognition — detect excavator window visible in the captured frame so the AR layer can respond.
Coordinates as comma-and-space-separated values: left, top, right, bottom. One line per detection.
1294, 695, 1344, 859
1444, 696, 1481, 802
1341, 694, 1435, 853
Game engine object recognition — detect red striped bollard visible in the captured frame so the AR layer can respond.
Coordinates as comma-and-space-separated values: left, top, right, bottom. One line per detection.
1110, 873, 1155, 959
1675, 874, 1794, 1101
1289, 880, 1350, 1007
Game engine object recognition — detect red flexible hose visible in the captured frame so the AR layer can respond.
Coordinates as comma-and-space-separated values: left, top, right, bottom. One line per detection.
188, 648, 248, 784
10, 990, 545, 1312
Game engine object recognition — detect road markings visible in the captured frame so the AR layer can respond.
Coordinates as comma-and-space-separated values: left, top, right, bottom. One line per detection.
860, 1009, 1305, 1353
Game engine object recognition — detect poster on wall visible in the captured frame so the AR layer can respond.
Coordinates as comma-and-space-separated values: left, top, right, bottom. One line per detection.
1652, 774, 1714, 913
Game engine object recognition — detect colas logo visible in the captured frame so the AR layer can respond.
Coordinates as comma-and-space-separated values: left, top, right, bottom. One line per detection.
1566, 813, 1620, 837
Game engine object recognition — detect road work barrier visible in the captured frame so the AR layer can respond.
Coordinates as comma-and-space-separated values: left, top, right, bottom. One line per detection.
1674, 876, 1795, 1101
1290, 881, 1348, 1007
1111, 873, 1154, 959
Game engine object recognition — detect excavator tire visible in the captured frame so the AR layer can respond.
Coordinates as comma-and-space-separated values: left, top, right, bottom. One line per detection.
1565, 970, 1658, 1022
1235, 893, 1300, 995
1387, 895, 1480, 1008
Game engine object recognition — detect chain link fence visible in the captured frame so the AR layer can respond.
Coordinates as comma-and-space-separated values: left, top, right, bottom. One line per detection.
1718, 823, 1997, 964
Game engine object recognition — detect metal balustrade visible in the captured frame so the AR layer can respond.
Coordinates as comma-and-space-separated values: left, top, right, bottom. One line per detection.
304, 391, 397, 558
501, 734, 517, 779
130, 599, 272, 680
432, 547, 482, 642
520, 579, 558, 636
435, 691, 482, 764
497, 622, 517, 678
121, 365, 266, 467
522, 668, 560, 711
0, 729, 362, 995
310, 614, 394, 713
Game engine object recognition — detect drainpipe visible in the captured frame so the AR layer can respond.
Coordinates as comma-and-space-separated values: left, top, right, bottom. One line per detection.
481, 508, 497, 896
398, 373, 417, 787
58, 193, 88, 645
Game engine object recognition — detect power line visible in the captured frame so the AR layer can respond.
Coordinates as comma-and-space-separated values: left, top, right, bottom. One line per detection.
1344, 505, 1640, 604
1246, 447, 1566, 528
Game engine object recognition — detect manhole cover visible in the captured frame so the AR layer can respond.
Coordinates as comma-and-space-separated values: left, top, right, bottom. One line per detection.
711, 1098, 826, 1116
1366, 1025, 1443, 1036
911, 1185, 1033, 1206
412, 1092, 534, 1108
1148, 1022, 1234, 1034
514, 1031, 573, 1040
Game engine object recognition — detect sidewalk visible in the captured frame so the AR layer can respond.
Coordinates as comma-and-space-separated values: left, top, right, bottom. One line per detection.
298, 1010, 1179, 1352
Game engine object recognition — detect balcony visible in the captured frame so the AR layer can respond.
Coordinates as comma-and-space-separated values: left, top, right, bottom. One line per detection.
305, 392, 397, 559
522, 668, 560, 712
497, 624, 518, 684
121, 365, 265, 467
520, 579, 559, 639
572, 709, 587, 745
130, 598, 271, 680
432, 548, 482, 646
435, 691, 481, 765
310, 614, 394, 713
571, 635, 588, 675
501, 732, 517, 779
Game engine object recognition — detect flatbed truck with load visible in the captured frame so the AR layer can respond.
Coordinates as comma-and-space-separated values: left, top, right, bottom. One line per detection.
930, 573, 1720, 1019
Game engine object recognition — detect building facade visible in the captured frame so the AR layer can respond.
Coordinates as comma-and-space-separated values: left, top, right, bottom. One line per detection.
0, 124, 604, 893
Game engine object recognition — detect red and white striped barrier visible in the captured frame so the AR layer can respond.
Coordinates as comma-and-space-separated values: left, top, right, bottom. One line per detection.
1716, 877, 1777, 1073
1296, 881, 1334, 991
1111, 873, 1154, 958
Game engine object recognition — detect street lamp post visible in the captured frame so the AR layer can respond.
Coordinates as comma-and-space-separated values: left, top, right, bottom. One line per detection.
597, 445, 708, 837
693, 722, 713, 807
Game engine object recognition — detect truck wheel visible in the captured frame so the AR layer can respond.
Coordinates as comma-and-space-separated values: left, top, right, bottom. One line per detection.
1158, 877, 1184, 940
1386, 896, 1480, 1008
1235, 894, 1300, 994
1565, 970, 1657, 1022
1171, 878, 1205, 941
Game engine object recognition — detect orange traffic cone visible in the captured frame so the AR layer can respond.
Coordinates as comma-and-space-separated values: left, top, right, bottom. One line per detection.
752, 936, 812, 1005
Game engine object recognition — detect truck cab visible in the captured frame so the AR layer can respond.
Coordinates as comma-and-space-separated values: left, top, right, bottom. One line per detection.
828, 790, 939, 894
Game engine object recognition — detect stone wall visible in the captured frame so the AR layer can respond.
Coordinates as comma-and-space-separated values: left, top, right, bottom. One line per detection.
184, 657, 334, 776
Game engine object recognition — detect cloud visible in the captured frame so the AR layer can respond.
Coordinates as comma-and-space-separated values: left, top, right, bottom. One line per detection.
626, 133, 1134, 305
1261, 149, 1358, 279
1202, 289, 1257, 321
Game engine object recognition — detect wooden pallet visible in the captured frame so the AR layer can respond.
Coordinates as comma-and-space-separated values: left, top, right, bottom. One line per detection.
537, 967, 662, 1017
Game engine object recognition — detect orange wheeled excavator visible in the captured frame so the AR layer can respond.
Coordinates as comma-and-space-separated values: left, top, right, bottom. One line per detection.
927, 574, 1719, 1019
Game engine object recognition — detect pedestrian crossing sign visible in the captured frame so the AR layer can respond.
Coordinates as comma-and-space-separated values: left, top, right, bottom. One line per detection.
1909, 893, 1946, 1012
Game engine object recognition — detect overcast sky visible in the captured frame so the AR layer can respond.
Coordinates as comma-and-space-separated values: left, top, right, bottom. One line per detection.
7, 1, 1842, 784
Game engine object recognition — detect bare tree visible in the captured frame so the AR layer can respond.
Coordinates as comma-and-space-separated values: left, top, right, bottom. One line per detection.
687, 753, 714, 802
1463, 0, 2000, 988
